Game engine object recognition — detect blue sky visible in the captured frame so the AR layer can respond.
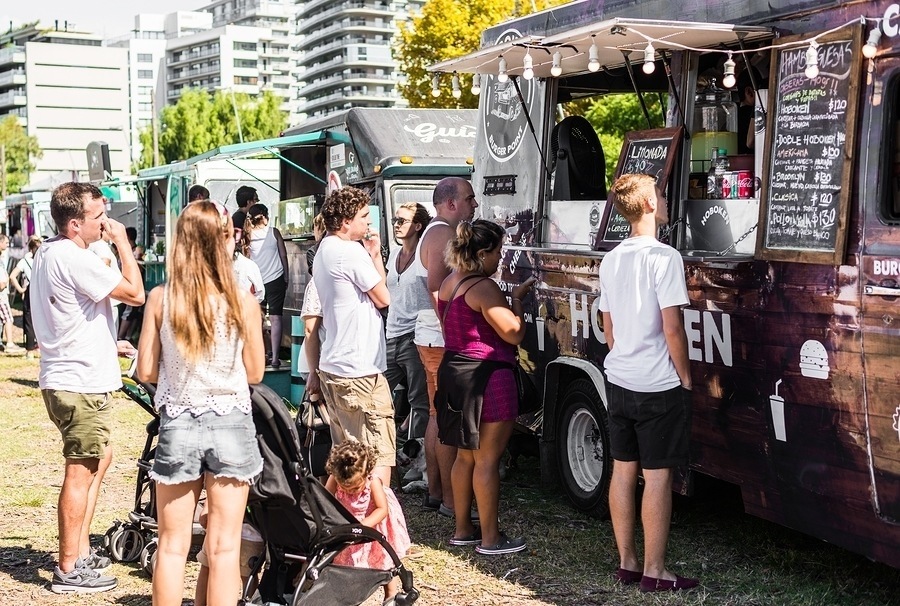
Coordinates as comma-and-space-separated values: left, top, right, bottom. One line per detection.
2, 1, 205, 39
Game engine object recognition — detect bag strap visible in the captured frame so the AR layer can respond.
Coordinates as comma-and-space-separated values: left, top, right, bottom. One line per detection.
441, 275, 488, 325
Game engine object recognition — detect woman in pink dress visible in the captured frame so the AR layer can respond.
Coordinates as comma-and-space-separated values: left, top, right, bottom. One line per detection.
325, 440, 410, 605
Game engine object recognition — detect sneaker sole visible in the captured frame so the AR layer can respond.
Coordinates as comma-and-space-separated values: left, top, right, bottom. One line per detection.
475, 543, 527, 555
51, 581, 117, 594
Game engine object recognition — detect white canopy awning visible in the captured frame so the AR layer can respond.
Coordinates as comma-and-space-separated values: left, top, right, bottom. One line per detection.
429, 18, 773, 79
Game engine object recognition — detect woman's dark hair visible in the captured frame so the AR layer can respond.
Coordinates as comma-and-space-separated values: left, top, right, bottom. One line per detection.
446, 219, 505, 273
246, 203, 269, 230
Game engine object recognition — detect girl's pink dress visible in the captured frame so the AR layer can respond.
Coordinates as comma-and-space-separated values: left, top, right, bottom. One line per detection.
333, 478, 411, 570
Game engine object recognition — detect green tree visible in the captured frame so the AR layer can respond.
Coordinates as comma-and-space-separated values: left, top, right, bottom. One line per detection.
583, 93, 666, 185
395, 0, 568, 109
0, 115, 42, 195
136, 89, 287, 169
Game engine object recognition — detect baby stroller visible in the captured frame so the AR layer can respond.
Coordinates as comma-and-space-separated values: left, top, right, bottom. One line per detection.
102, 373, 164, 574
247, 384, 419, 606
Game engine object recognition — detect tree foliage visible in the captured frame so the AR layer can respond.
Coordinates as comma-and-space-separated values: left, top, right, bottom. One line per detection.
0, 115, 42, 195
583, 93, 667, 185
137, 89, 287, 169
395, 0, 569, 109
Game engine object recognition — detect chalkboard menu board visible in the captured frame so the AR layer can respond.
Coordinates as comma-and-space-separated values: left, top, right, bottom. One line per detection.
758, 27, 862, 264
594, 127, 683, 249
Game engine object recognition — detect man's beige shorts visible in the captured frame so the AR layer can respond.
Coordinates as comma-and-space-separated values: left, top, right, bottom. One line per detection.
42, 389, 112, 459
197, 538, 265, 578
317, 371, 396, 467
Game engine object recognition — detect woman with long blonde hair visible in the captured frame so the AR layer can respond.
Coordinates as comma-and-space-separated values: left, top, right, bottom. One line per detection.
137, 201, 265, 606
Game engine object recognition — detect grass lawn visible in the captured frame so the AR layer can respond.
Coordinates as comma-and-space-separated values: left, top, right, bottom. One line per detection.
1, 354, 898, 605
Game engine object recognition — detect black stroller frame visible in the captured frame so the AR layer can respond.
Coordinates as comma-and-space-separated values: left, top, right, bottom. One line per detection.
247, 384, 419, 606
103, 376, 161, 573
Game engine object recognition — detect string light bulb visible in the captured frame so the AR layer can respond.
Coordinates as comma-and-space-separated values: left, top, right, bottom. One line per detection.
522, 51, 534, 80
588, 36, 600, 72
431, 74, 440, 97
471, 75, 481, 96
863, 24, 882, 59
722, 53, 736, 88
804, 41, 819, 79
498, 56, 508, 83
551, 51, 562, 77
642, 43, 655, 75
451, 72, 461, 98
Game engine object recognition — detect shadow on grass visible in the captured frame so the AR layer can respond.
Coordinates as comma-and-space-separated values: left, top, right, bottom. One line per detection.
8, 377, 39, 389
0, 544, 55, 590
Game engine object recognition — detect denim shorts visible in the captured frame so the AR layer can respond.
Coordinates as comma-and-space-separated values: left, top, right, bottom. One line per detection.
150, 406, 263, 485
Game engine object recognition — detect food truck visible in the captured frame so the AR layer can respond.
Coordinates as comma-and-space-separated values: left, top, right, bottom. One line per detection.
429, 0, 900, 567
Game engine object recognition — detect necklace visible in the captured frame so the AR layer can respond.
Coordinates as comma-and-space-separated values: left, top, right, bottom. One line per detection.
396, 248, 415, 274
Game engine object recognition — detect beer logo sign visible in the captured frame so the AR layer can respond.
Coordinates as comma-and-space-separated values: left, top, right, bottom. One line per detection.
483, 29, 536, 163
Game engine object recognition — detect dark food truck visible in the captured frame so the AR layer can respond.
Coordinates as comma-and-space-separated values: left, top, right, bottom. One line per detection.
429, 0, 900, 568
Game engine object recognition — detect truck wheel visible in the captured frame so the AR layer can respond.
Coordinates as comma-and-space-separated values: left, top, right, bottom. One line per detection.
556, 378, 611, 517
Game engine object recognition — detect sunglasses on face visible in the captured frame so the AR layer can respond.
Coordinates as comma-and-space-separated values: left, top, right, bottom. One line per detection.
391, 217, 411, 226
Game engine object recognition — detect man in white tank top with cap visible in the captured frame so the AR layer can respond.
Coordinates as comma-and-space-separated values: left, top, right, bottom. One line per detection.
415, 176, 478, 515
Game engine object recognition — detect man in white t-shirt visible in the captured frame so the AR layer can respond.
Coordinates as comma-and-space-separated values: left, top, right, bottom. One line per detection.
313, 187, 393, 485
597, 174, 698, 593
31, 182, 145, 594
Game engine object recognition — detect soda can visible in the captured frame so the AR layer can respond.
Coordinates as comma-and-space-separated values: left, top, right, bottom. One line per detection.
720, 171, 733, 199
737, 170, 755, 199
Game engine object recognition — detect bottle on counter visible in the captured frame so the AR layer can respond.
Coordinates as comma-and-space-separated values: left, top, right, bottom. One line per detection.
707, 148, 730, 199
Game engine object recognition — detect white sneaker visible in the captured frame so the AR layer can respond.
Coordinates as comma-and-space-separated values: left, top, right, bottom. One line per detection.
5, 343, 24, 353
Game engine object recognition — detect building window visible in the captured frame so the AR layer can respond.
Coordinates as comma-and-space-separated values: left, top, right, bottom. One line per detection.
138, 70, 154, 79
137, 53, 153, 63
234, 59, 258, 69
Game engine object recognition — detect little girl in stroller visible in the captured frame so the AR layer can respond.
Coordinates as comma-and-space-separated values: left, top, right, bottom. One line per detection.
325, 441, 410, 605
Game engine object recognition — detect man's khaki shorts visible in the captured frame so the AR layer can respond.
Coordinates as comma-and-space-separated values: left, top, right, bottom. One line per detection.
42, 389, 112, 459
317, 371, 396, 468
197, 537, 265, 578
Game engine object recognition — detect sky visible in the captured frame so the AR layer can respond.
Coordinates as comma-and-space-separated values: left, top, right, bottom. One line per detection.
1, 1, 207, 40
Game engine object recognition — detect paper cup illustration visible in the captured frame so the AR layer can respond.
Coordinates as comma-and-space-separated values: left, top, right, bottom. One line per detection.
535, 316, 545, 351
771, 379, 786, 442
799, 339, 830, 379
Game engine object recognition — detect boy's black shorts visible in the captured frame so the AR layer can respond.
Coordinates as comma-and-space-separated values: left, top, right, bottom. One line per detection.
605, 383, 691, 469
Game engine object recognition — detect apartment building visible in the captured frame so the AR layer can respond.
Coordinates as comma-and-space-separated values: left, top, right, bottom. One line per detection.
0, 23, 130, 186
293, 0, 425, 121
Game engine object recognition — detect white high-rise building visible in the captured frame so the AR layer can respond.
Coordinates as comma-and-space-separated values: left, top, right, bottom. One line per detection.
0, 23, 130, 187
293, 0, 425, 122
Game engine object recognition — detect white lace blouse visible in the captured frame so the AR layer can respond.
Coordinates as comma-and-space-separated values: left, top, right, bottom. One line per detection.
154, 292, 251, 417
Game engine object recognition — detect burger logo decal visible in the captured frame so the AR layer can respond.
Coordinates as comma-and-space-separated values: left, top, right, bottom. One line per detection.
483, 28, 537, 163
799, 339, 829, 380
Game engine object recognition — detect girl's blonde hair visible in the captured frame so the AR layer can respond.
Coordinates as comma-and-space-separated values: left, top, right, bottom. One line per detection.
325, 440, 376, 487
168, 201, 247, 361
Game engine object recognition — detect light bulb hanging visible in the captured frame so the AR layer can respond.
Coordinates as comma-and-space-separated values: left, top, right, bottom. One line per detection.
431, 74, 440, 97
804, 41, 819, 79
522, 51, 534, 80
588, 36, 600, 72
550, 51, 562, 77
863, 23, 882, 59
498, 56, 508, 83
642, 43, 655, 75
451, 72, 461, 98
471, 75, 481, 96
722, 52, 736, 88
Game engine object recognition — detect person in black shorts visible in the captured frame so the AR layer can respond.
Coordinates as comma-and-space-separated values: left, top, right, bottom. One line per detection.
598, 174, 699, 593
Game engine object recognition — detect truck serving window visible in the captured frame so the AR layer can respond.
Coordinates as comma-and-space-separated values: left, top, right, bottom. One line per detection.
887, 76, 900, 222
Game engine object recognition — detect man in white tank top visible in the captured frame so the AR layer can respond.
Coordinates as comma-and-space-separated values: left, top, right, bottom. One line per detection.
414, 177, 478, 514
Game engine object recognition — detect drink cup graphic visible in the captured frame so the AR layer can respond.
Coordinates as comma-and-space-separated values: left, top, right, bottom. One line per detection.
535, 316, 545, 351
771, 379, 786, 442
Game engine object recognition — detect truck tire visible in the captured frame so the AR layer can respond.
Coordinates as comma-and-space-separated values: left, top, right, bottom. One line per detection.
556, 378, 611, 518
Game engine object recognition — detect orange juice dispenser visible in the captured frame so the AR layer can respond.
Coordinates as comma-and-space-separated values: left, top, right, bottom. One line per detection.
691, 79, 738, 175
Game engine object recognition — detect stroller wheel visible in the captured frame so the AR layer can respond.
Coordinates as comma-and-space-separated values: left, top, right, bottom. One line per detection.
140, 538, 158, 576
106, 523, 145, 563
394, 589, 420, 606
